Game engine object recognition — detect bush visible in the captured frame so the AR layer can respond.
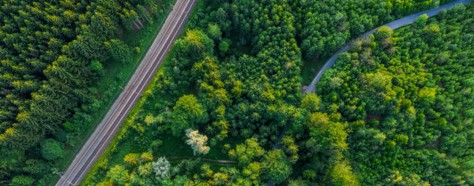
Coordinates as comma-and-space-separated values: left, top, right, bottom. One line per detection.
40, 139, 65, 161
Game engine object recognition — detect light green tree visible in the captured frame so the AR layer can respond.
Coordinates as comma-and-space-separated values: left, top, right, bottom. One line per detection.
40, 139, 65, 161
228, 138, 265, 165
107, 165, 129, 185
262, 150, 292, 184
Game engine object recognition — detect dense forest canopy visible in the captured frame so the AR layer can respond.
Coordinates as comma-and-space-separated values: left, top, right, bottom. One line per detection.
293, 0, 449, 59
0, 0, 165, 184
83, 0, 473, 185
317, 4, 474, 184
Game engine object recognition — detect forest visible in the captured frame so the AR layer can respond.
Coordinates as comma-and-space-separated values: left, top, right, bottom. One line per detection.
0, 0, 171, 185
81, 0, 473, 186
316, 4, 474, 184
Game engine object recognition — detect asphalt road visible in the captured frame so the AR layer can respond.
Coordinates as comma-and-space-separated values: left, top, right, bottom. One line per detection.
305, 0, 472, 93
56, 0, 196, 185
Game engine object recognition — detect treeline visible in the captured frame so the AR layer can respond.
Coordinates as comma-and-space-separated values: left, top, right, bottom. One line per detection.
316, 3, 474, 185
0, 0, 164, 185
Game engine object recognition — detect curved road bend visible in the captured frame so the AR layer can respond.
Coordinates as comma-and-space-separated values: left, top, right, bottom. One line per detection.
56, 0, 196, 185
305, 0, 472, 93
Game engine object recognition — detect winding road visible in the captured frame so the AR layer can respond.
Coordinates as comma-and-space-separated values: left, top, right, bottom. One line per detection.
56, 0, 196, 185
305, 0, 472, 93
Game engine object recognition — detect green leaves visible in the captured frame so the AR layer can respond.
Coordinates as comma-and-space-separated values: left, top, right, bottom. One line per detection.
170, 95, 208, 136
262, 149, 292, 184
40, 139, 64, 161
301, 94, 321, 113
107, 165, 129, 185
228, 138, 264, 166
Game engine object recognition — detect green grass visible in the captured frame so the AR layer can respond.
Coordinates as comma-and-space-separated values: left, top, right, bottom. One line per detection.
301, 56, 329, 85
48, 2, 176, 185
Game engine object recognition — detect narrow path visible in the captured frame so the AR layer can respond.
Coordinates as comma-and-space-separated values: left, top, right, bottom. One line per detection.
56, 0, 197, 185
304, 0, 472, 93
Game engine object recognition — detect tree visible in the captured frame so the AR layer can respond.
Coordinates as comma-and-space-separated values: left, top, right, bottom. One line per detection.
422, 24, 441, 41
219, 39, 231, 55
105, 39, 130, 64
40, 139, 65, 161
140, 152, 154, 162
374, 26, 393, 47
243, 162, 263, 183
182, 29, 214, 56
23, 159, 48, 175
124, 153, 140, 166
228, 138, 265, 165
262, 149, 292, 184
138, 162, 153, 177
185, 129, 210, 156
280, 136, 299, 164
90, 60, 104, 74
107, 165, 129, 185
10, 176, 34, 186
170, 95, 208, 136
374, 26, 393, 42
137, 5, 152, 23
414, 14, 429, 27
152, 157, 171, 180
301, 93, 321, 112
330, 161, 359, 186
207, 23, 222, 40
90, 12, 118, 38
144, 114, 155, 126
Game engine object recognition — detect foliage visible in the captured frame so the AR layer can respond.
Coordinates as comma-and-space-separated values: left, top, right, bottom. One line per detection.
40, 139, 65, 161
317, 3, 474, 184
170, 95, 208, 136
0, 0, 168, 184
262, 149, 292, 184
124, 153, 140, 166
301, 93, 321, 112
292, 0, 443, 59
83, 0, 474, 185
185, 129, 210, 156
107, 165, 129, 185
152, 157, 171, 180
330, 161, 360, 186
228, 138, 264, 165
10, 176, 35, 186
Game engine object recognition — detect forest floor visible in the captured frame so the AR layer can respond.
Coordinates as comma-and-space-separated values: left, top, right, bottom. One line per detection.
50, 1, 176, 185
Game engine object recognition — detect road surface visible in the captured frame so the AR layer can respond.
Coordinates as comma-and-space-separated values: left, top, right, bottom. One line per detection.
56, 0, 196, 185
305, 0, 471, 93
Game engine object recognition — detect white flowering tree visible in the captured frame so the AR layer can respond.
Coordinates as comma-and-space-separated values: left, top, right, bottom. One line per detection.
152, 157, 171, 180
185, 128, 210, 156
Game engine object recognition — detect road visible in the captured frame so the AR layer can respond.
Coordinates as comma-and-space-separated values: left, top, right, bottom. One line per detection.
56, 0, 196, 185
304, 0, 472, 93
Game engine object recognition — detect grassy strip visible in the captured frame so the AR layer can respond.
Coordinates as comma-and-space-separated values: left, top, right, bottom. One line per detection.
49, 1, 176, 185
82, 60, 167, 185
